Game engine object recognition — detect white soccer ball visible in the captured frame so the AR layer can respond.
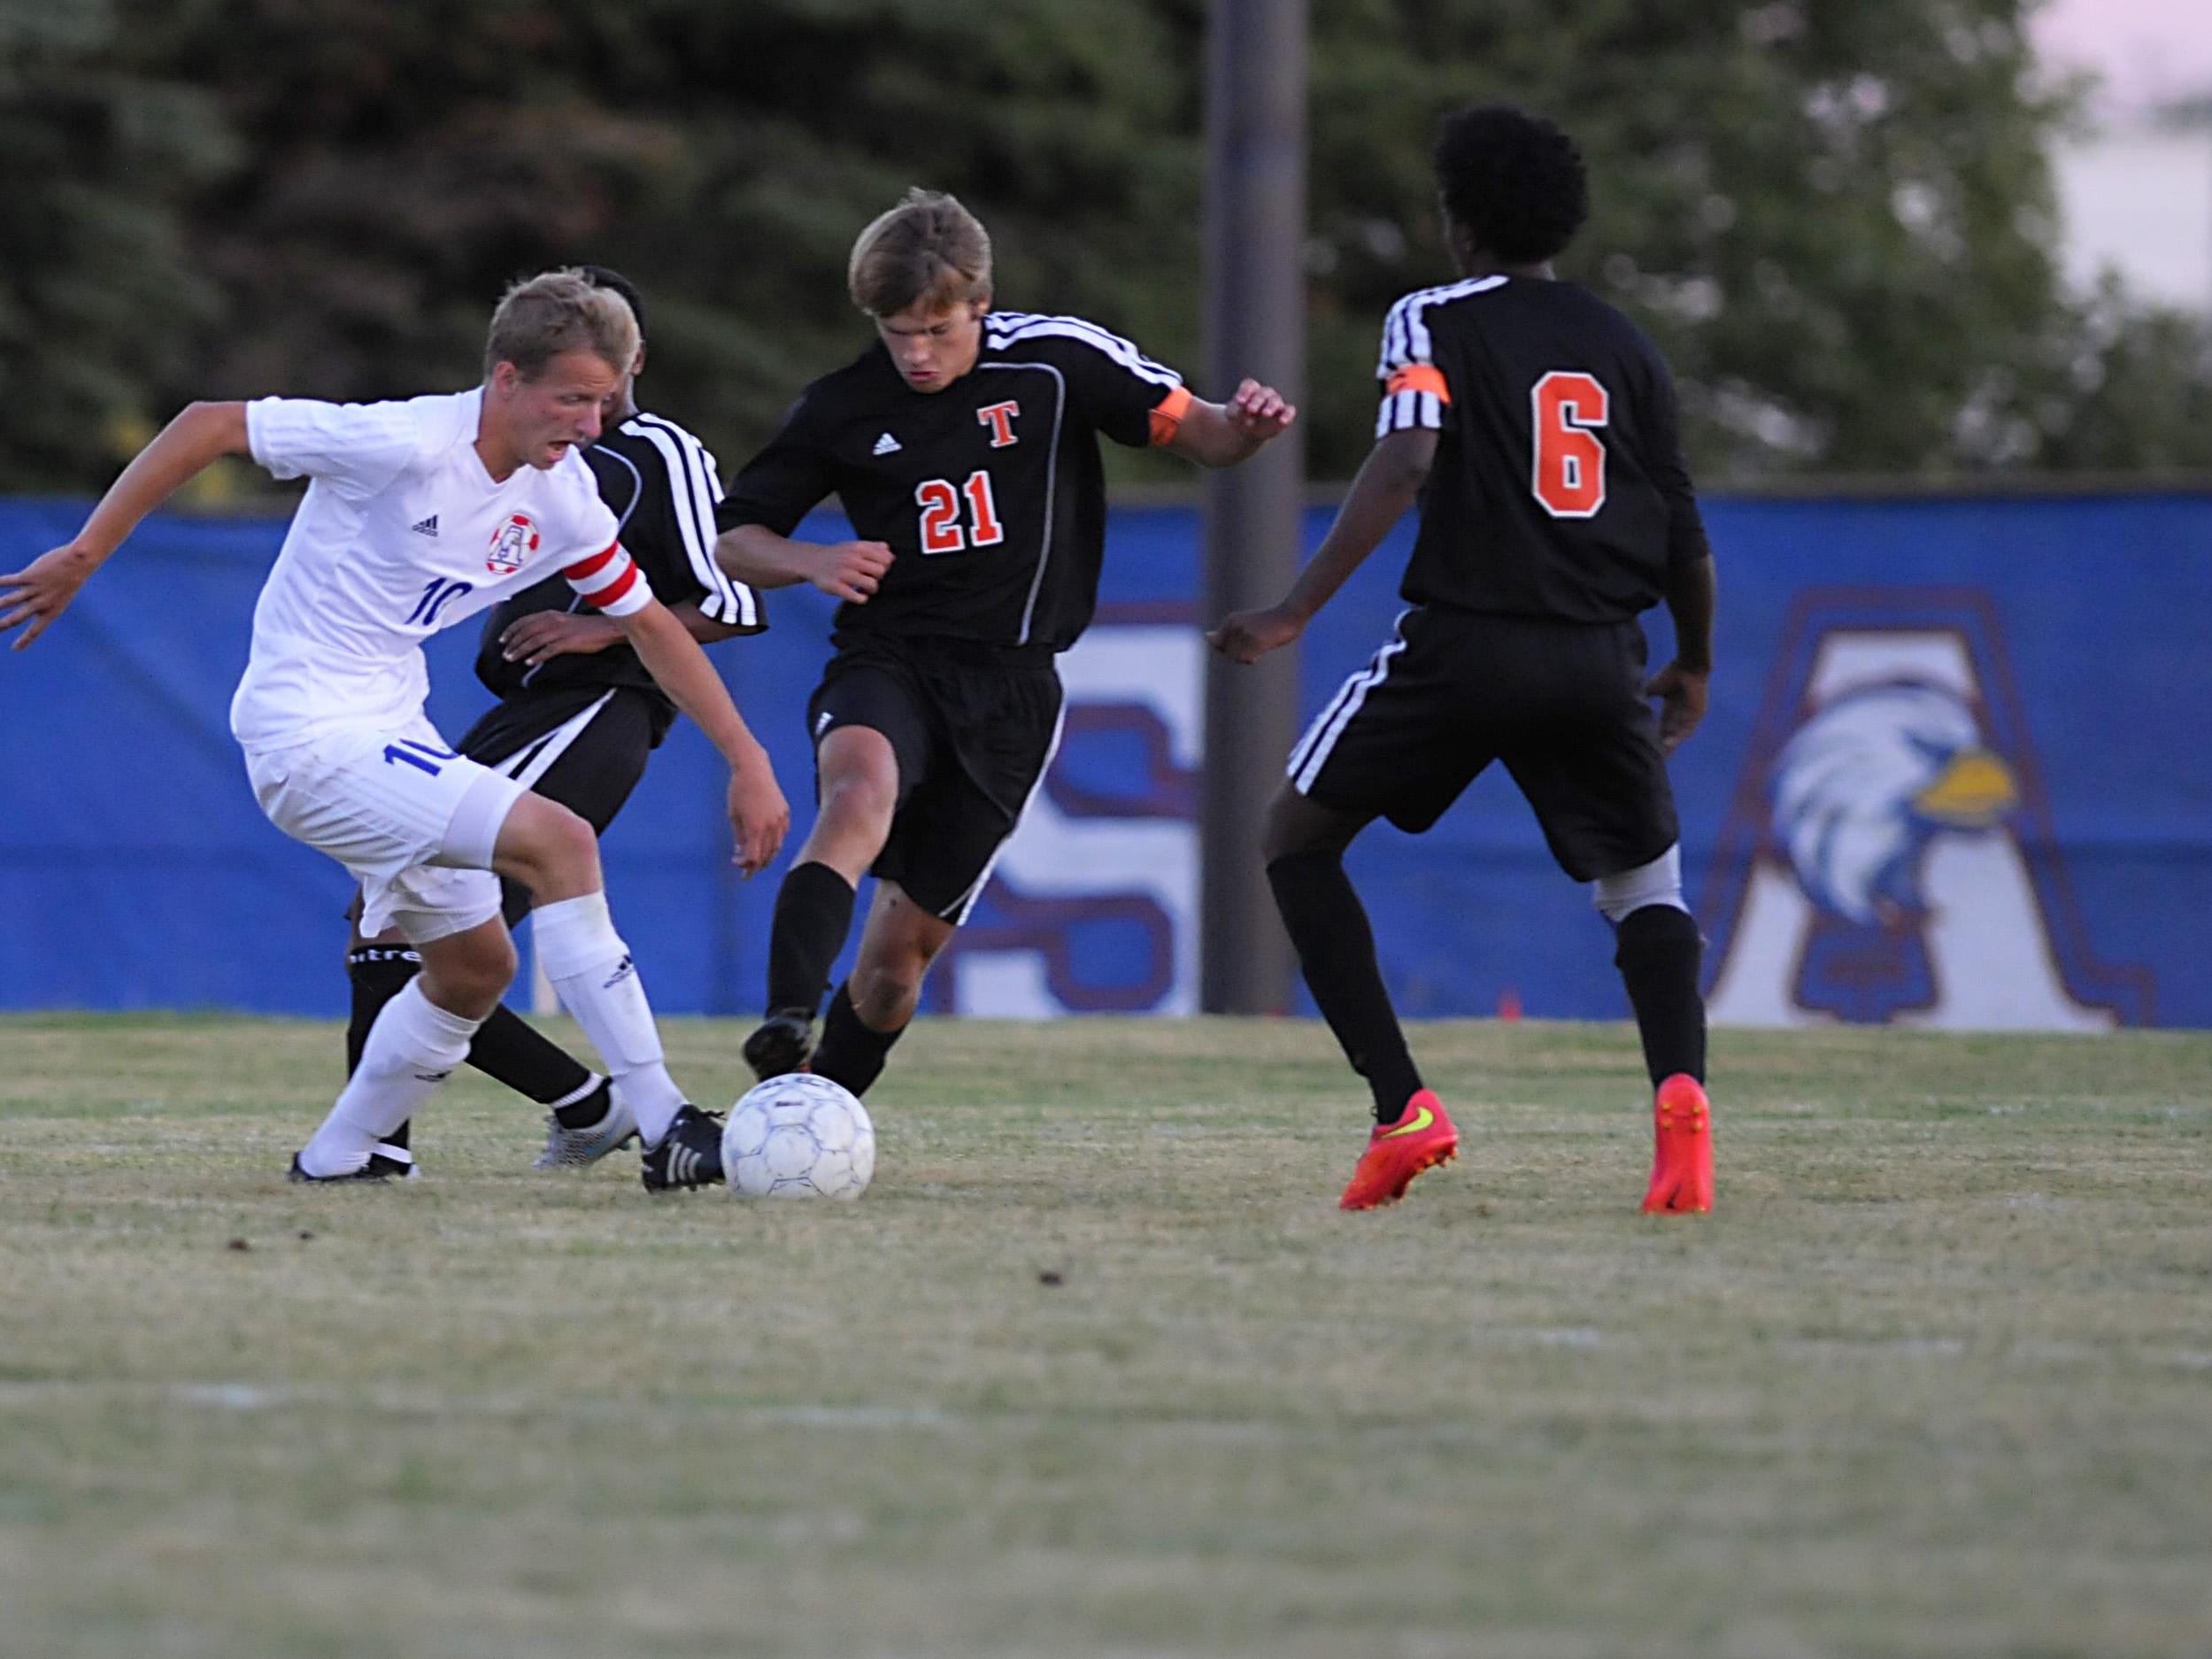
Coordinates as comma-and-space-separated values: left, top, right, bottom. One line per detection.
721, 1072, 876, 1200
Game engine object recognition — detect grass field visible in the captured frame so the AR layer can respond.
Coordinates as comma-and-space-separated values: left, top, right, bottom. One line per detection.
3, 1012, 2209, 1659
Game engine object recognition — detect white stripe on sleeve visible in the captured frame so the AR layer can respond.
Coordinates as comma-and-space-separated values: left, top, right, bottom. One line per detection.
985, 313, 1182, 389
629, 415, 759, 628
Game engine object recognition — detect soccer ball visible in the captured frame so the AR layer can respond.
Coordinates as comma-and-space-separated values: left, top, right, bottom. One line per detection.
721, 1073, 876, 1200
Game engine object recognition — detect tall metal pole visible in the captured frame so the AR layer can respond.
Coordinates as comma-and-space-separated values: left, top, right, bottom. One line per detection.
1198, 0, 1308, 1015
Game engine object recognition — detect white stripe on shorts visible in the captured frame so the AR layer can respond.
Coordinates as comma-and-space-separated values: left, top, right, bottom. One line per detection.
497, 690, 616, 792
944, 698, 1070, 926
1288, 613, 1410, 795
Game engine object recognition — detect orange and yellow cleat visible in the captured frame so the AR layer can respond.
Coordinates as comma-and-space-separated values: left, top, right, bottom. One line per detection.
1338, 1089, 1459, 1211
1640, 1072, 1713, 1214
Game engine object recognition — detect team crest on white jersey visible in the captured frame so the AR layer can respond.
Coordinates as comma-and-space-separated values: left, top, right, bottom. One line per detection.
1701, 589, 2152, 1030
487, 512, 539, 575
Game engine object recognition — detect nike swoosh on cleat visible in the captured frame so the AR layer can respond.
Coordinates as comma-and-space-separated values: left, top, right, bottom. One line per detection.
1380, 1105, 1435, 1139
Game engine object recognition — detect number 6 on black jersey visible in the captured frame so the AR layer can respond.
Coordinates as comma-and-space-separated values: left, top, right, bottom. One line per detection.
1530, 371, 1608, 519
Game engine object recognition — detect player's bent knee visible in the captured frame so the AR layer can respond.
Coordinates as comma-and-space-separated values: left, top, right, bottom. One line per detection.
413, 926, 515, 1018
1592, 845, 1687, 925
818, 769, 898, 837
851, 963, 921, 1026
495, 794, 601, 899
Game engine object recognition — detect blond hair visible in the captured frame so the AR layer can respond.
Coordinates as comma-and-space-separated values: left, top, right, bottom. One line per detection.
482, 269, 641, 380
847, 189, 993, 318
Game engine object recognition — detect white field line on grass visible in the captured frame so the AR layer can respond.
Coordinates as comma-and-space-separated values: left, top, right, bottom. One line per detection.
0, 1378, 1726, 1439
6, 1336, 2212, 1430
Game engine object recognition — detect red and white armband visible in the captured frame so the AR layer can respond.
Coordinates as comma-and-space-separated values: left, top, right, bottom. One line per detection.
562, 544, 654, 617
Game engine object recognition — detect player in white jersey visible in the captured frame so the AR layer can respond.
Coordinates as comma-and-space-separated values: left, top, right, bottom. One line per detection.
1, 270, 789, 1191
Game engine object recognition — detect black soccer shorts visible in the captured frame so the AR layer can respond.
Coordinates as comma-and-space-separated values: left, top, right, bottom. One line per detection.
806, 632, 1065, 922
1290, 606, 1679, 883
456, 685, 668, 924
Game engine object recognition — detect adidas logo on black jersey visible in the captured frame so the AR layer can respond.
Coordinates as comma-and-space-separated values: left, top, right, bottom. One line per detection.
872, 433, 901, 456
410, 514, 440, 536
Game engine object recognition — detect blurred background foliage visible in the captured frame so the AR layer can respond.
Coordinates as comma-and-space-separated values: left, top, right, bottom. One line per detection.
4, 0, 2209, 494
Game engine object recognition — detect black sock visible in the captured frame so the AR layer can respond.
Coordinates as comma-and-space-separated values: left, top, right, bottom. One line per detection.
811, 983, 906, 1097
467, 1004, 597, 1106
1614, 904, 1707, 1087
497, 876, 536, 930
551, 1076, 614, 1128
765, 861, 858, 1020
1267, 848, 1423, 1123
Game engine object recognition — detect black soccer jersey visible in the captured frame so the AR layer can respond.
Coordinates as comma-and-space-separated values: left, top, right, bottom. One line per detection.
716, 313, 1192, 651
1376, 275, 1711, 623
474, 411, 763, 703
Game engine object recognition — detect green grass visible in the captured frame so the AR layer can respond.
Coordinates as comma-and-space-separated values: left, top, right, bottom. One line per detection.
3, 1014, 2210, 1658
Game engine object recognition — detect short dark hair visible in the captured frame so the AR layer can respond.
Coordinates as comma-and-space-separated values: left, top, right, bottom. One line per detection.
575, 264, 646, 338
1433, 104, 1588, 265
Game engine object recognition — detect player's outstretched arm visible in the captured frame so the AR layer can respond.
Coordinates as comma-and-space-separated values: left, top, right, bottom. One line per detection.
1167, 379, 1298, 468
714, 524, 891, 605
1, 401, 250, 651
1207, 427, 1435, 664
618, 600, 790, 875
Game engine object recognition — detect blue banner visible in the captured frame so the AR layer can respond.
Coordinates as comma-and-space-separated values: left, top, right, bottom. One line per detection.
4, 489, 2208, 1028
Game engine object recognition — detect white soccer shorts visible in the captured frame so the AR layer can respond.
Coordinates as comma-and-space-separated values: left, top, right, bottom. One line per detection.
243, 716, 527, 943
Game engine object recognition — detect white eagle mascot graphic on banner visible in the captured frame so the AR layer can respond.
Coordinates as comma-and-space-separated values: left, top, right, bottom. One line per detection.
1706, 630, 2118, 1030
1773, 683, 2016, 926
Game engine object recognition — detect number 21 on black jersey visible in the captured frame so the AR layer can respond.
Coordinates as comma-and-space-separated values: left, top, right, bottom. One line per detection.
914, 472, 1005, 554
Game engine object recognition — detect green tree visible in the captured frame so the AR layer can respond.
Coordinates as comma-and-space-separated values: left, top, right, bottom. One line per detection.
11, 0, 2209, 490
119, 0, 1204, 483
0, 0, 233, 491
1300, 0, 2212, 478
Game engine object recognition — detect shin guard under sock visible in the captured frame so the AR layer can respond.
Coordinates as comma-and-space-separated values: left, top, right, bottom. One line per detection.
764, 861, 857, 1018
532, 891, 684, 1145
302, 980, 480, 1176
1614, 903, 1707, 1087
1267, 847, 1424, 1123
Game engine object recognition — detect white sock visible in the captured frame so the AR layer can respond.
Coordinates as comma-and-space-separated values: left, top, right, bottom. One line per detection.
299, 980, 480, 1177
531, 891, 686, 1145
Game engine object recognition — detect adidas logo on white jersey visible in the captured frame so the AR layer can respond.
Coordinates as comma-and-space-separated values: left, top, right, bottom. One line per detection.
872, 433, 901, 456
410, 514, 439, 536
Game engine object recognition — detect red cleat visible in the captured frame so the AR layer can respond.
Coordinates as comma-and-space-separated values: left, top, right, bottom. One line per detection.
1641, 1073, 1713, 1214
1338, 1090, 1459, 1211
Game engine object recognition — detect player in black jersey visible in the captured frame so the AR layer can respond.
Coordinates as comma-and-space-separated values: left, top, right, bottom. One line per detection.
344, 266, 766, 1171
1211, 106, 1718, 1215
715, 189, 1294, 1097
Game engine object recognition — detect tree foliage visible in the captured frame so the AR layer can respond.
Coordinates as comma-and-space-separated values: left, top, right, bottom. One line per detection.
6, 0, 2208, 493
0, 2, 233, 491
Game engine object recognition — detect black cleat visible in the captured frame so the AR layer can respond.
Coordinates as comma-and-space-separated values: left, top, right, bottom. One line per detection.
743, 1010, 815, 1081
640, 1104, 726, 1192
288, 1144, 419, 1183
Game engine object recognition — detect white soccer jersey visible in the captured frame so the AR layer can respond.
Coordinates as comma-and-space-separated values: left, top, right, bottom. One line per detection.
231, 389, 652, 749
